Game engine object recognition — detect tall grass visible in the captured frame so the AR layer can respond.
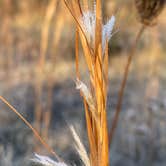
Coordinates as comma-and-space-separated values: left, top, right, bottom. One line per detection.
64, 0, 115, 165
0, 0, 115, 165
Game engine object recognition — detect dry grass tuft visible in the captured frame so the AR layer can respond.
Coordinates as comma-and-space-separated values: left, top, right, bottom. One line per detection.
135, 0, 165, 26
64, 0, 115, 165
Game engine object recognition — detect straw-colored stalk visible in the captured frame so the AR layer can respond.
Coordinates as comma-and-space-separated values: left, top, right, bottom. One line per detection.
109, 25, 145, 146
0, 96, 87, 166
64, 0, 115, 165
0, 96, 62, 162
109, 0, 165, 146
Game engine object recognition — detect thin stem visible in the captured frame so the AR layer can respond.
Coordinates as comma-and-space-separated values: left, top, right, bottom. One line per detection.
109, 25, 146, 147
0, 96, 62, 162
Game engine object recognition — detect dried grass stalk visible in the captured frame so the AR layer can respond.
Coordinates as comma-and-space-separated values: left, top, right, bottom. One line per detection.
108, 0, 165, 148
0, 96, 61, 162
64, 1, 115, 165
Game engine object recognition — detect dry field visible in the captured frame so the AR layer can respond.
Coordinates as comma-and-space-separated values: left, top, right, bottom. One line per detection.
0, 1, 165, 166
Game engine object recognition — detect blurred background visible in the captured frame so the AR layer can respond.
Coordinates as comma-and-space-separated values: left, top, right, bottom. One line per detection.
0, 0, 165, 166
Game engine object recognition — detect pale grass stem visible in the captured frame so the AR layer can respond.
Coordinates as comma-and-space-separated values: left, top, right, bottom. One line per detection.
108, 25, 145, 146
70, 126, 90, 166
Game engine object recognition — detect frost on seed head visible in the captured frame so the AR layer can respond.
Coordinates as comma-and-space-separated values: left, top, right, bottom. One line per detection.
31, 153, 68, 166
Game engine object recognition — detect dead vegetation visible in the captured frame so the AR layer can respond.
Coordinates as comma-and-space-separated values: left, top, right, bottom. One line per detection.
0, 0, 165, 166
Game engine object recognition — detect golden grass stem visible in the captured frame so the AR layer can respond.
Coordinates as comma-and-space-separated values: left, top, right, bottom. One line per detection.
0, 96, 61, 162
108, 25, 146, 147
64, 1, 111, 165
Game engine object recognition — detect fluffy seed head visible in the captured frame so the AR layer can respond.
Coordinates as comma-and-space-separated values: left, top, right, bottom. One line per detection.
80, 11, 115, 52
81, 11, 96, 48
70, 126, 90, 166
76, 79, 95, 110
